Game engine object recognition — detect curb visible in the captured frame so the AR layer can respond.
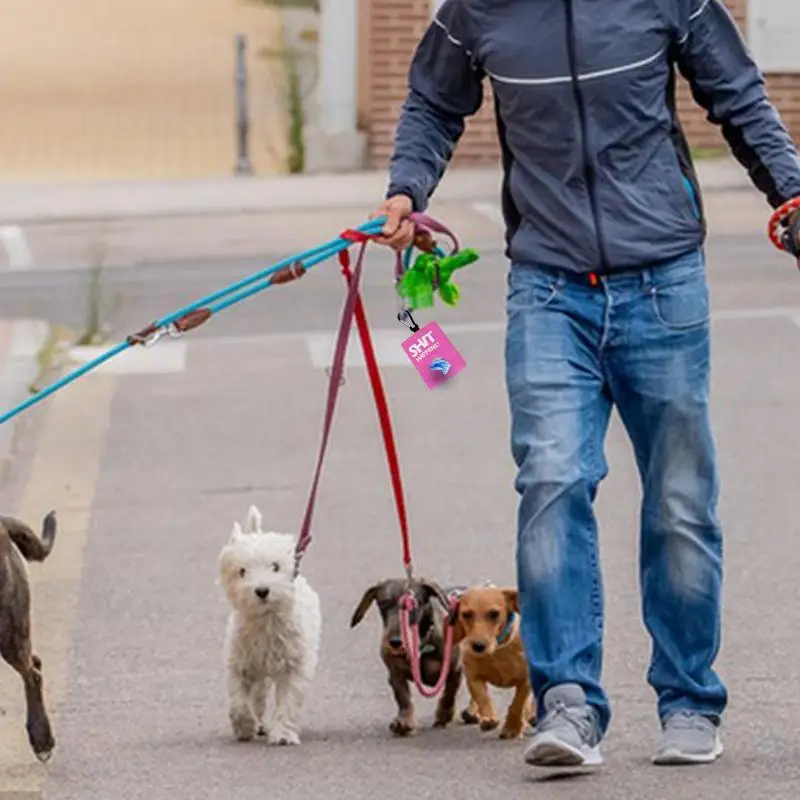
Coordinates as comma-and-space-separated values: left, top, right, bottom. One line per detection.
0, 159, 752, 226
0, 319, 50, 466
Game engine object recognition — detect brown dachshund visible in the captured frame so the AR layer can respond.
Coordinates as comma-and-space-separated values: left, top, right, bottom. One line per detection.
350, 577, 463, 736
451, 584, 534, 740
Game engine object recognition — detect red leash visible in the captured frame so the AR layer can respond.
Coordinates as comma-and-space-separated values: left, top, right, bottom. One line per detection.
293, 221, 458, 697
338, 242, 414, 576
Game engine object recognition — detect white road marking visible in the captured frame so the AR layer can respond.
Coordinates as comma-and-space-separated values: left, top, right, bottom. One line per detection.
472, 202, 505, 228
0, 225, 33, 270
192, 306, 800, 371
69, 342, 187, 374
306, 329, 412, 368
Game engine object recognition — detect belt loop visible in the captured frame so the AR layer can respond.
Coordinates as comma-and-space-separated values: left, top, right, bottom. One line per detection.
640, 267, 653, 292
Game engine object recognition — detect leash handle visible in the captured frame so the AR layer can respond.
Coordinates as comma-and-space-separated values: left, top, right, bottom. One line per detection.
768, 197, 800, 255
407, 212, 461, 255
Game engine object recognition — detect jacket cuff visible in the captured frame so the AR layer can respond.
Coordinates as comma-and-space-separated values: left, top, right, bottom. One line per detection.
386, 182, 428, 213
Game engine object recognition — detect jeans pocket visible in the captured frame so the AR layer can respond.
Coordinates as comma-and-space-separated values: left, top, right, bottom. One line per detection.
507, 266, 564, 311
651, 266, 710, 331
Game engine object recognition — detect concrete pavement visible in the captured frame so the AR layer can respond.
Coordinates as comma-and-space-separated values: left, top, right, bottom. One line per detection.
0, 156, 753, 225
1, 226, 800, 797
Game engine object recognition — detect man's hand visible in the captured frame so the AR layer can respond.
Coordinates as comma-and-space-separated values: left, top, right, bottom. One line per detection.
371, 194, 415, 251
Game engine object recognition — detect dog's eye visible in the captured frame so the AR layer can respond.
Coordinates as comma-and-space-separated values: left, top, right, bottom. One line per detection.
239, 568, 246, 577
461, 610, 474, 621
488, 609, 501, 622
272, 562, 279, 572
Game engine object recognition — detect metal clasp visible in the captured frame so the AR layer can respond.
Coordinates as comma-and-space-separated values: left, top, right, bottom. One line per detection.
141, 323, 183, 347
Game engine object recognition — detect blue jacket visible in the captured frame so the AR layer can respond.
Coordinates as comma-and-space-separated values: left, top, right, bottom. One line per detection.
386, 0, 800, 273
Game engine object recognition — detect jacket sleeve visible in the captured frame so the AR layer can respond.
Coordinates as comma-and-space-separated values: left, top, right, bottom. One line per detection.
386, 0, 485, 212
675, 0, 800, 208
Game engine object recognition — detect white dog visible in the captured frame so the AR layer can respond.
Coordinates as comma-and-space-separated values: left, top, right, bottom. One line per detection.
218, 505, 321, 745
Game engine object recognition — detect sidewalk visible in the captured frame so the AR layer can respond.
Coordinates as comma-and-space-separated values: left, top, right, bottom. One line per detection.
0, 319, 50, 470
0, 157, 754, 225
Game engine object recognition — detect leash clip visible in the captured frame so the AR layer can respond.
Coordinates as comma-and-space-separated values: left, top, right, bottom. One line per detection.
397, 308, 420, 333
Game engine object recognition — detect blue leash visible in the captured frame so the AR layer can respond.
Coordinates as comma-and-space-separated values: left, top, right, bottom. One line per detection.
0, 217, 388, 427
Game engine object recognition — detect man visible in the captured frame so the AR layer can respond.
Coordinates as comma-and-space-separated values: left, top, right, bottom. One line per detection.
372, 0, 800, 770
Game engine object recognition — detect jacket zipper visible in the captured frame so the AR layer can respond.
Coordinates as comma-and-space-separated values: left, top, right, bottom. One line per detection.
563, 0, 611, 273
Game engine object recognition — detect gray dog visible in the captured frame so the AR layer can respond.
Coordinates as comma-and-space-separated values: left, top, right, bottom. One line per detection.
350, 577, 463, 736
0, 510, 57, 762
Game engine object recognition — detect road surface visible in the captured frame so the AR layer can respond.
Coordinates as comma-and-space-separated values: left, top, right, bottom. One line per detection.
1, 209, 800, 799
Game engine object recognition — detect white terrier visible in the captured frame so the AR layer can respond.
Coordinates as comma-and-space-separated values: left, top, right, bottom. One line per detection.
218, 505, 321, 745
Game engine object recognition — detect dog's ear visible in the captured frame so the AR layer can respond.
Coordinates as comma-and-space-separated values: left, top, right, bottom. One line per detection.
350, 586, 379, 628
502, 588, 520, 614
244, 505, 262, 534
419, 579, 450, 611
448, 600, 466, 645
229, 521, 244, 542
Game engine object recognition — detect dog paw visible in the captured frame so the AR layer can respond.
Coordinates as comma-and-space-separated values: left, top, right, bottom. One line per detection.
389, 717, 416, 737
34, 746, 54, 764
499, 725, 524, 740
433, 708, 455, 728
268, 728, 300, 746
479, 717, 500, 732
230, 713, 257, 742
461, 708, 479, 725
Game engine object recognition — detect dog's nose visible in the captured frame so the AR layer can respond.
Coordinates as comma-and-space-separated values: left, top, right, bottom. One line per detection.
389, 637, 403, 650
471, 641, 487, 654
255, 587, 270, 600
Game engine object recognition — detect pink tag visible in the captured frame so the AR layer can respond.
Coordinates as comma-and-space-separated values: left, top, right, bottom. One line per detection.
401, 321, 466, 389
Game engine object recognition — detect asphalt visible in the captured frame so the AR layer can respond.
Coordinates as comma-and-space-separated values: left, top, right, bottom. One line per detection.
2, 216, 800, 798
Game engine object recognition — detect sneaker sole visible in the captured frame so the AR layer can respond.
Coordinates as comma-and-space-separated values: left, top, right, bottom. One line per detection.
652, 739, 723, 766
524, 732, 603, 768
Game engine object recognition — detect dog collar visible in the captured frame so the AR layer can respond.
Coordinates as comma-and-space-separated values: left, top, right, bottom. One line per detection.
496, 611, 517, 646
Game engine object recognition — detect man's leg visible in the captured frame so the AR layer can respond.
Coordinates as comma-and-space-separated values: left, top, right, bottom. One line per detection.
504, 264, 612, 767
605, 249, 727, 765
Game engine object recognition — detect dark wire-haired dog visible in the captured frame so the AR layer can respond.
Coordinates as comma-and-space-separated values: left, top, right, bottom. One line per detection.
350, 577, 462, 736
0, 510, 57, 762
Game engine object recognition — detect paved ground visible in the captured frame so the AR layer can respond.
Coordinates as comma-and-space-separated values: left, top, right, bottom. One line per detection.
0, 0, 289, 182
2, 188, 800, 798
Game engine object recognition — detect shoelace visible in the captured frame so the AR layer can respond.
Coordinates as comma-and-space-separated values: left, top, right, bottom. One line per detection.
540, 700, 598, 743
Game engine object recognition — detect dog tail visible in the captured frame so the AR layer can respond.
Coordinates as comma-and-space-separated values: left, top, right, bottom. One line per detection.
1, 510, 57, 562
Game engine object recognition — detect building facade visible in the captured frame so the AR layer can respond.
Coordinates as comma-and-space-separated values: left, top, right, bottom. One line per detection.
358, 0, 800, 169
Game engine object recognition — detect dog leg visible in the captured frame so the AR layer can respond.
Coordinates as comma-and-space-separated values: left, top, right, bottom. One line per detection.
1, 635, 54, 762
466, 674, 499, 732
250, 678, 270, 737
23, 654, 55, 762
433, 664, 461, 728
461, 698, 480, 725
499, 682, 533, 740
388, 671, 416, 736
268, 671, 305, 746
227, 670, 257, 742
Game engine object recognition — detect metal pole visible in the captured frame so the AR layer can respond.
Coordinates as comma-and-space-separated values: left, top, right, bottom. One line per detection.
234, 33, 253, 176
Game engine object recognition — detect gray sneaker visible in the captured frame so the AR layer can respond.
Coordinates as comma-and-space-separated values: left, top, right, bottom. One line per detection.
524, 683, 603, 767
652, 710, 723, 765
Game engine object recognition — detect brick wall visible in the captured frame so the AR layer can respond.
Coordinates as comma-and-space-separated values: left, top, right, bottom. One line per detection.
365, 0, 800, 168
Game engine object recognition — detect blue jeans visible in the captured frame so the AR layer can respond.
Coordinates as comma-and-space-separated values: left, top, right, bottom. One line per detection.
505, 247, 727, 735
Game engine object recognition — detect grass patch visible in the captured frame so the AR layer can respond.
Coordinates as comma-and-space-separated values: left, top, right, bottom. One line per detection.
28, 325, 73, 395
284, 49, 305, 173
257, 44, 310, 174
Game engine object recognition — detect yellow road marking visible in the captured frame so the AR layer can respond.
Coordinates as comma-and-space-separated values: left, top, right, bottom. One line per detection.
0, 375, 116, 795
